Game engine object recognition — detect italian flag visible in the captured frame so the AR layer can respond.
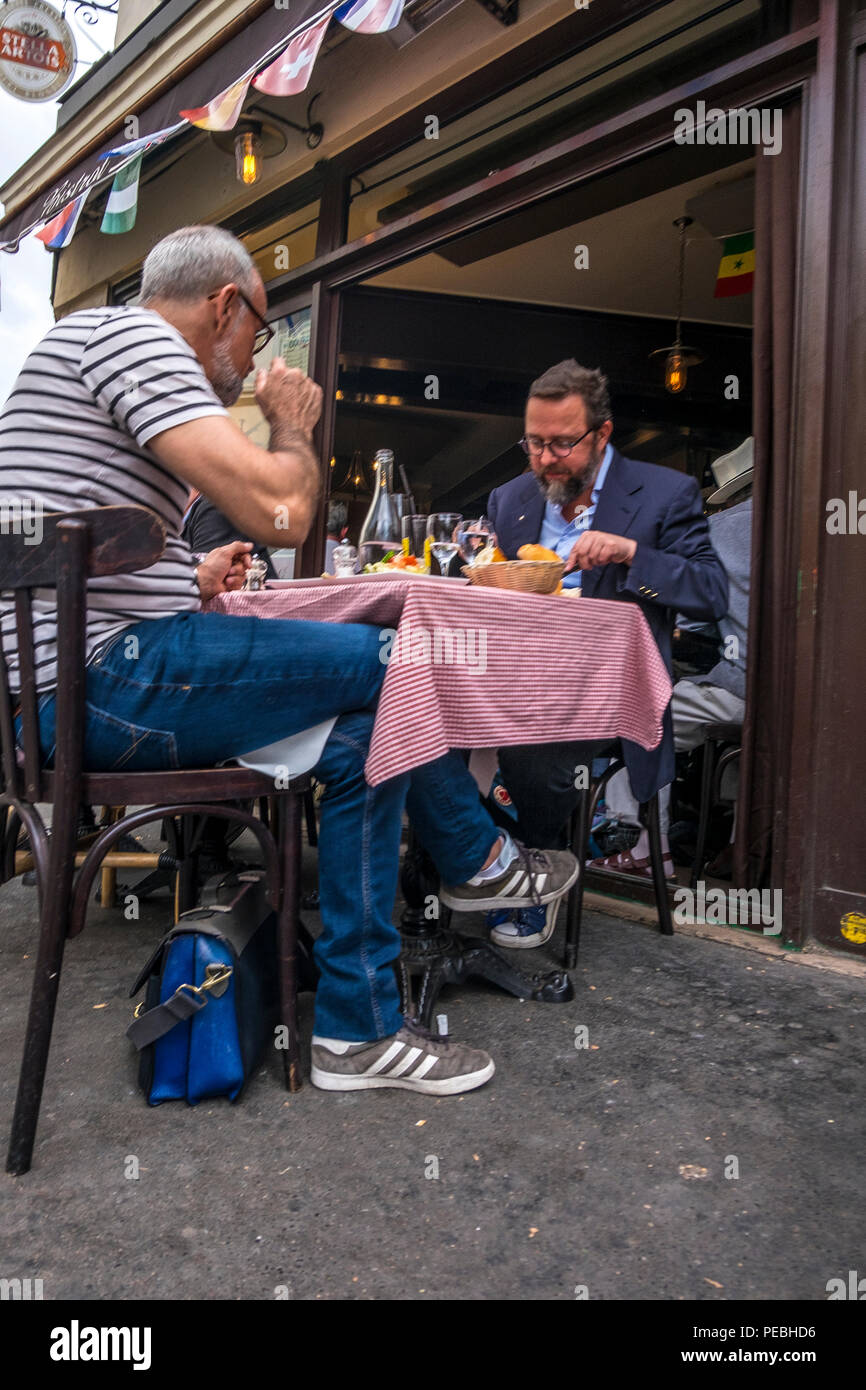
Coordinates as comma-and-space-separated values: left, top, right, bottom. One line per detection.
714, 231, 755, 298
100, 155, 142, 234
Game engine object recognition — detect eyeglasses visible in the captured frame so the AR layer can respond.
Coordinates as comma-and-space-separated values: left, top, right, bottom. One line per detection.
519, 427, 596, 459
209, 287, 275, 354
236, 288, 275, 354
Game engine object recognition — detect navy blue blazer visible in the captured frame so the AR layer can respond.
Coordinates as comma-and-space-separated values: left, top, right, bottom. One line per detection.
487, 450, 729, 802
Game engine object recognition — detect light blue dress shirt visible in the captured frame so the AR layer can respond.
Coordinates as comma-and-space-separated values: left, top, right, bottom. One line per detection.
538, 443, 613, 589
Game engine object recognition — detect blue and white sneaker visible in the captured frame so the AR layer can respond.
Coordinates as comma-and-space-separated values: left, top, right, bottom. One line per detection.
486, 900, 562, 950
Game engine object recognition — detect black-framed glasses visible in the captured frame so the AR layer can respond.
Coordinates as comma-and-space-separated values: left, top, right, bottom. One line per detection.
519, 427, 596, 459
209, 287, 275, 354
236, 288, 275, 354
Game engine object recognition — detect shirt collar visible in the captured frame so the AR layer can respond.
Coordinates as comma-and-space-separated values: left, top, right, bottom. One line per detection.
590, 443, 614, 504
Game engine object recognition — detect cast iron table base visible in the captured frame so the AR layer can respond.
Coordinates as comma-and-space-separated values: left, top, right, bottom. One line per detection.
397, 832, 573, 1028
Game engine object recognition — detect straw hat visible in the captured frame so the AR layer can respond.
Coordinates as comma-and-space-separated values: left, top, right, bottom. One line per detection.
706, 436, 754, 505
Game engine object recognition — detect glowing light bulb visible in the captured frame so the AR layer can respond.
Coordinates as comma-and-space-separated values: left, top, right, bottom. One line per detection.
235, 131, 262, 186
665, 351, 687, 394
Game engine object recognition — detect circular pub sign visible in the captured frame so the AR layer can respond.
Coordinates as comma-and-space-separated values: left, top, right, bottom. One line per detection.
0, 0, 76, 102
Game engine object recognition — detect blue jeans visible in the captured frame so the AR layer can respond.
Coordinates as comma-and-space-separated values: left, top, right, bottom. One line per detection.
33, 611, 499, 1040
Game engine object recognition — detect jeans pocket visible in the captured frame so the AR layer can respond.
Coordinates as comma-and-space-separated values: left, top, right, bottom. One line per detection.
85, 703, 180, 772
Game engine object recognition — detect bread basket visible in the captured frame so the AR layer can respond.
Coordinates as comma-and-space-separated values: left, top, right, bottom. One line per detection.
461, 559, 564, 594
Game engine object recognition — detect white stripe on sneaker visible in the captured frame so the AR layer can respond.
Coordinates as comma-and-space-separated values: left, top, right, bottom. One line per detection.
365, 1040, 406, 1075
409, 1054, 439, 1080
387, 1046, 422, 1077
500, 868, 528, 896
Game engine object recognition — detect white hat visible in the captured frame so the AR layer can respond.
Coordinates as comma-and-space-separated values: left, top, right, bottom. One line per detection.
707, 436, 754, 505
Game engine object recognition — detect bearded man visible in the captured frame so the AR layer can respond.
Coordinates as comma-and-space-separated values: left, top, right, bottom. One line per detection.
484, 359, 728, 947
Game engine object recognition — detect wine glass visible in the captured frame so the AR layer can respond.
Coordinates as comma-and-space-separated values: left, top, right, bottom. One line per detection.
427, 513, 462, 576
457, 516, 496, 564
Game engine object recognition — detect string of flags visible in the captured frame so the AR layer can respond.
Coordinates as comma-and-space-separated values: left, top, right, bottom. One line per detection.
18, 0, 406, 253
17, 0, 759, 304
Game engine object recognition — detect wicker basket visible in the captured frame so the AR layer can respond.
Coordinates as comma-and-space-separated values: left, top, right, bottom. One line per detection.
461, 559, 564, 594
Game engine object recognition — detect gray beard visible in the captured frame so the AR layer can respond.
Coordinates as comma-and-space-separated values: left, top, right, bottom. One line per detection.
211, 336, 245, 407
536, 446, 604, 507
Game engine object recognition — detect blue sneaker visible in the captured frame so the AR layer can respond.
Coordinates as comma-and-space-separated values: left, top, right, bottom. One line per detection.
486, 901, 561, 950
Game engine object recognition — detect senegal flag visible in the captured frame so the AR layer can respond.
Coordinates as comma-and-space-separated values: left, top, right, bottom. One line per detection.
714, 231, 755, 298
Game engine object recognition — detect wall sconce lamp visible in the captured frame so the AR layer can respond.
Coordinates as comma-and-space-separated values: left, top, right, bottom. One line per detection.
212, 118, 288, 187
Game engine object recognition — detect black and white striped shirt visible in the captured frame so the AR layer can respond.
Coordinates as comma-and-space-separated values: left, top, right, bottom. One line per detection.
0, 307, 228, 691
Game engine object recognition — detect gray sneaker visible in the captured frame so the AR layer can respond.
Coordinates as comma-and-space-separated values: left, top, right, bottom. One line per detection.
440, 840, 579, 913
310, 1019, 494, 1095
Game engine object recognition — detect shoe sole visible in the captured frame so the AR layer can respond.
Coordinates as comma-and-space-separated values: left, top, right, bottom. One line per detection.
490, 899, 560, 950
310, 1059, 495, 1095
440, 861, 579, 913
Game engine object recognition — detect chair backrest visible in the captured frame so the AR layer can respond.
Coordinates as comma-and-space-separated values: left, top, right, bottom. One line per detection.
0, 506, 165, 804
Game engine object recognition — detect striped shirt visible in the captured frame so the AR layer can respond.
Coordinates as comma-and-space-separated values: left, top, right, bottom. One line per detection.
0, 307, 228, 691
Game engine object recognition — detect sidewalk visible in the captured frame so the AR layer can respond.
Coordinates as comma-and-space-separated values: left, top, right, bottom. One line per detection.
1, 834, 864, 1301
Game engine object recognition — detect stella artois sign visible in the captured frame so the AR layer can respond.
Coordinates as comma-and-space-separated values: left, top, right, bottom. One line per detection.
0, 0, 76, 101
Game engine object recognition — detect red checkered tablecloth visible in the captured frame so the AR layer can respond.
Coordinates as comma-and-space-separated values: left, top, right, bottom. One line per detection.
206, 576, 671, 785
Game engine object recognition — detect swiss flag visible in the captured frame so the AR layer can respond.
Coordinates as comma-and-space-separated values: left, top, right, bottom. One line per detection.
252, 15, 331, 97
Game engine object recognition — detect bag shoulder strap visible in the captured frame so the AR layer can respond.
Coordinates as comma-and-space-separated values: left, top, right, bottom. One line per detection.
126, 985, 207, 1051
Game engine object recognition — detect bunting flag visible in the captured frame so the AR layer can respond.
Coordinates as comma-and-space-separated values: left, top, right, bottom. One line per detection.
104, 119, 189, 159
180, 75, 252, 131
35, 192, 88, 249
335, 0, 404, 33
714, 231, 755, 298
100, 154, 142, 234
252, 14, 331, 97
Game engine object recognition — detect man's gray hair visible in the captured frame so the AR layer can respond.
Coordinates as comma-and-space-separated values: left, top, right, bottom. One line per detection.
141, 225, 258, 303
327, 501, 349, 534
528, 359, 612, 429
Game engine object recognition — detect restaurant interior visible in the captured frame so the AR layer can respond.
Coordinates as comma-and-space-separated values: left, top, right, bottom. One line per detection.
329, 151, 755, 532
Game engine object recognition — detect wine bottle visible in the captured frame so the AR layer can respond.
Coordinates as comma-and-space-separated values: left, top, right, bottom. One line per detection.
359, 448, 401, 568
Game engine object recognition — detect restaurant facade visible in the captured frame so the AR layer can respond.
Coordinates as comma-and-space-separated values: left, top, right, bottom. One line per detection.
1, 0, 864, 956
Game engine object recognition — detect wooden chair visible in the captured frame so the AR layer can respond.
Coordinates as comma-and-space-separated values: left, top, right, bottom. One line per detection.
1, 507, 310, 1175
564, 750, 674, 969
690, 721, 743, 888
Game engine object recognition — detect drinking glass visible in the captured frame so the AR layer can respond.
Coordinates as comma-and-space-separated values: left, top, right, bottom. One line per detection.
401, 514, 428, 558
457, 516, 496, 563
427, 512, 462, 576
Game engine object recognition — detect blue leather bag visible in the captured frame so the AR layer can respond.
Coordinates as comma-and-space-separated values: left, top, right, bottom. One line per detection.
127, 871, 278, 1105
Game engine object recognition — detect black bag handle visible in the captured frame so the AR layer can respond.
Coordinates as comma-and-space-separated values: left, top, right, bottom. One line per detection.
126, 964, 232, 1051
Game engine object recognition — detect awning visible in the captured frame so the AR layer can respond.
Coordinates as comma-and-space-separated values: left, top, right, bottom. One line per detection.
0, 0, 342, 250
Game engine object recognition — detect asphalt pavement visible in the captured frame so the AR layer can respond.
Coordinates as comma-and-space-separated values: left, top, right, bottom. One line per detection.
1, 829, 864, 1302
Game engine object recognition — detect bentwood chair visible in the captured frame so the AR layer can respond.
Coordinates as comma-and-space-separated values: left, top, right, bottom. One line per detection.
690, 721, 743, 888
0, 507, 309, 1175
565, 750, 674, 969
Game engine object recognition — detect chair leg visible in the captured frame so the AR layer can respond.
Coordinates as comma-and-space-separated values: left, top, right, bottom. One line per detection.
303, 787, 318, 848
691, 739, 717, 890
7, 827, 72, 1175
644, 794, 674, 936
276, 794, 303, 1093
564, 790, 591, 970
